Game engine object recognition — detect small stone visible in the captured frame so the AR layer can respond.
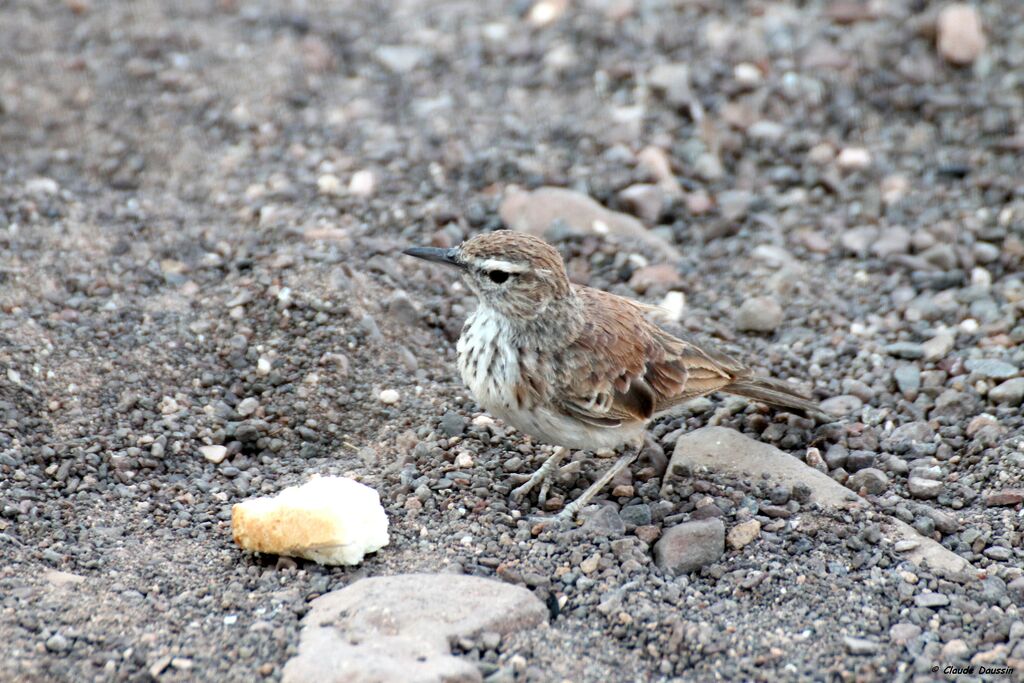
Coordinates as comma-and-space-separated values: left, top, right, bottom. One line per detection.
937, 4, 986, 66
629, 264, 682, 295
844, 636, 879, 655
735, 296, 783, 333
653, 518, 725, 574
820, 395, 863, 417
611, 484, 634, 498
733, 62, 762, 87
199, 445, 228, 464
439, 411, 467, 437
964, 359, 1018, 380
836, 147, 871, 171
581, 505, 626, 537
349, 170, 376, 197
45, 634, 70, 653
717, 190, 753, 222
580, 553, 600, 574
378, 389, 400, 405
983, 546, 1012, 561
635, 525, 661, 544
848, 468, 888, 495
840, 226, 879, 255
894, 540, 920, 553
617, 184, 664, 224
985, 490, 1024, 507
257, 357, 272, 375
317, 174, 342, 196
922, 331, 955, 361
527, 0, 567, 27
942, 639, 970, 660
889, 623, 921, 644
871, 226, 911, 257
237, 397, 260, 417
647, 62, 693, 108
620, 504, 651, 527
894, 366, 921, 398
908, 477, 942, 499
914, 592, 950, 608
374, 45, 429, 74
726, 519, 761, 550
885, 342, 926, 360
454, 452, 474, 469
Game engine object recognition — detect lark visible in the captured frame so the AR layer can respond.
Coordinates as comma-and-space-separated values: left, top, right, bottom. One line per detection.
404, 231, 821, 522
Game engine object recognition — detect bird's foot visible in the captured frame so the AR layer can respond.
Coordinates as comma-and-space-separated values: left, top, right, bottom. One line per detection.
509, 446, 569, 503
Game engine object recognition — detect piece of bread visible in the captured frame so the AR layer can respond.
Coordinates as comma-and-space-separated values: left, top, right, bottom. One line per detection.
232, 476, 389, 566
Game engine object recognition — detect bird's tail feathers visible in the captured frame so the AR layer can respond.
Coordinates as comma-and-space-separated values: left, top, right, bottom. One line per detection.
724, 376, 824, 418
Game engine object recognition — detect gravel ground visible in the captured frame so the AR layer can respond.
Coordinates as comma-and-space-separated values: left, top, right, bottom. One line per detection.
2, 0, 1024, 681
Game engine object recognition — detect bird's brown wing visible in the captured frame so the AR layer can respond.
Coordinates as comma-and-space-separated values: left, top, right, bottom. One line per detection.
552, 287, 747, 427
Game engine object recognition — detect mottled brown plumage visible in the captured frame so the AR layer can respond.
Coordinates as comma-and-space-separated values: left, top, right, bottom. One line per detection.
404, 231, 821, 520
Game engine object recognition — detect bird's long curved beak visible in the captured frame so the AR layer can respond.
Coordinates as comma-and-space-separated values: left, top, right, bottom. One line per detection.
402, 246, 464, 269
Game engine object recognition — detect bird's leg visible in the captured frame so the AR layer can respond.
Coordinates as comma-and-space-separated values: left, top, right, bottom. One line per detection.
510, 446, 569, 502
556, 447, 639, 522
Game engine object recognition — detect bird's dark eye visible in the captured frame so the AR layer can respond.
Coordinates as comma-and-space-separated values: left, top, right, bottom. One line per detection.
486, 270, 510, 284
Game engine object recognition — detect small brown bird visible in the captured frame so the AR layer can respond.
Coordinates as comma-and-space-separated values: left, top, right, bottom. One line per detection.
405, 231, 820, 521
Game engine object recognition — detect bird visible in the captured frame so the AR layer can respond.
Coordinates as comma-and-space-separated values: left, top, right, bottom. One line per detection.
403, 231, 822, 522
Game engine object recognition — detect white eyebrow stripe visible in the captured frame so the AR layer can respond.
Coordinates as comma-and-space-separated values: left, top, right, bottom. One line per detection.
478, 258, 528, 273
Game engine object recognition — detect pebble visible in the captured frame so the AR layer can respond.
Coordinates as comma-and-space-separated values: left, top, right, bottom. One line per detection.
378, 389, 400, 405
937, 3, 986, 66
726, 519, 761, 550
889, 623, 921, 644
843, 636, 879, 655
374, 45, 430, 74
964, 359, 1018, 380
439, 411, 467, 437
914, 592, 950, 608
984, 489, 1024, 507
907, 477, 942, 499
236, 397, 259, 417
819, 395, 863, 416
733, 62, 762, 88
848, 468, 888, 495
284, 575, 546, 681
942, 639, 970, 660
885, 342, 925, 360
349, 170, 376, 197
921, 331, 955, 361
316, 174, 342, 196
653, 518, 725, 574
893, 366, 921, 398
735, 296, 783, 333
199, 445, 228, 464
45, 633, 71, 653
836, 147, 871, 171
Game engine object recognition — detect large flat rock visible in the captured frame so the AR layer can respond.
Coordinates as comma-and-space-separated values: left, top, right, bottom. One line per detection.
499, 186, 682, 260
665, 427, 974, 578
283, 573, 548, 683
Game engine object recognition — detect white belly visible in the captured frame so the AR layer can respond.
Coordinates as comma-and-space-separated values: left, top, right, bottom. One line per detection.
456, 307, 640, 450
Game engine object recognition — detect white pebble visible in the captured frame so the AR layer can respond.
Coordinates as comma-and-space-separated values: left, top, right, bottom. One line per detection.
199, 445, 228, 464
959, 318, 979, 333
836, 147, 872, 171
379, 389, 400, 405
317, 173, 342, 196
455, 452, 474, 468
971, 267, 991, 288
472, 415, 495, 427
733, 62, 762, 87
237, 397, 259, 417
349, 170, 376, 197
257, 357, 272, 375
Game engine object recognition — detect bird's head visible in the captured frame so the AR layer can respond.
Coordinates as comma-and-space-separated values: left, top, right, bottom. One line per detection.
403, 231, 572, 320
